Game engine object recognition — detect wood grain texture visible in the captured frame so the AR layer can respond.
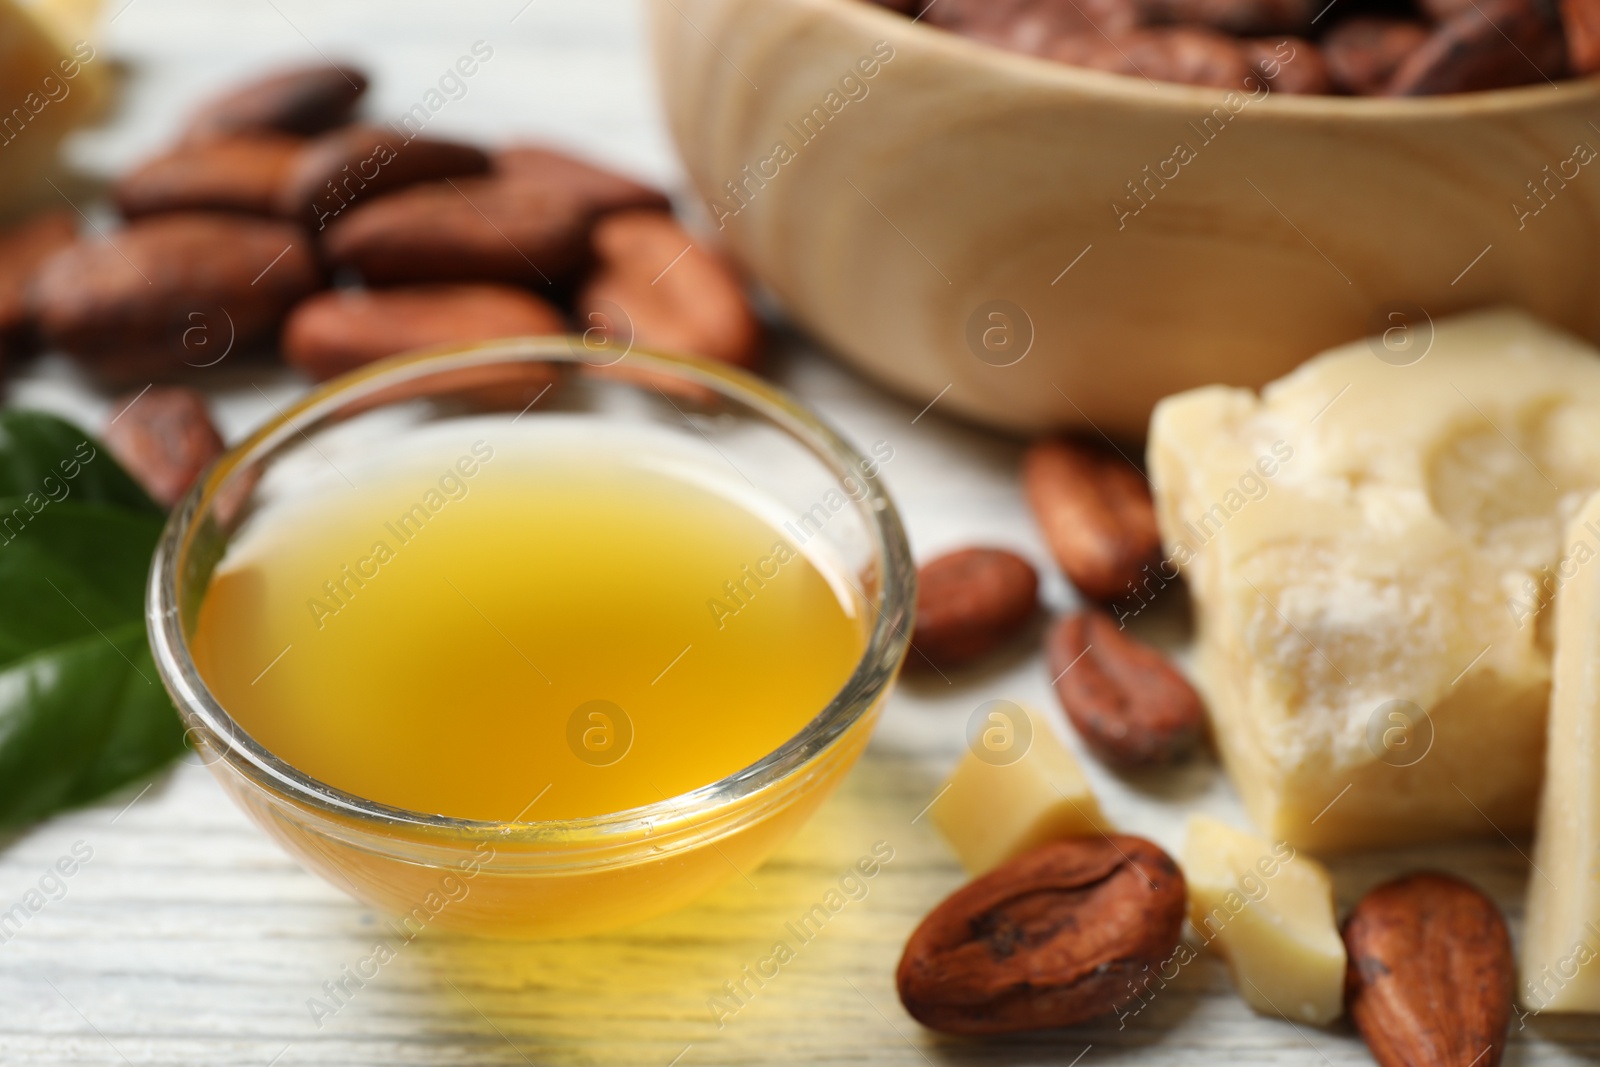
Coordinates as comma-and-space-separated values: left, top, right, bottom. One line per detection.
652, 0, 1600, 437
0, 1, 1598, 1064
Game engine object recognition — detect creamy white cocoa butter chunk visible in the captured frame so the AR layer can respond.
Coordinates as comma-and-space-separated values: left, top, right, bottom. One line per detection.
1522, 490, 1600, 1013
1183, 814, 1345, 1025
1149, 309, 1600, 851
931, 703, 1108, 874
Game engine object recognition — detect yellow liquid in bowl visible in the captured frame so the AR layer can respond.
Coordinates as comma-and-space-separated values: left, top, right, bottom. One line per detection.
191, 432, 866, 824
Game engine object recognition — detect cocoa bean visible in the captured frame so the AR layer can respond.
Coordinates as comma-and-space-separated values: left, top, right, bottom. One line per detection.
1558, 0, 1600, 72
923, 0, 1141, 56
1046, 610, 1205, 768
1344, 872, 1514, 1067
30, 213, 320, 380
1022, 437, 1162, 603
575, 210, 762, 369
114, 134, 303, 218
1386, 0, 1567, 93
1138, 0, 1315, 34
910, 547, 1039, 669
103, 386, 224, 508
1323, 17, 1431, 93
1418, 0, 1480, 21
282, 284, 566, 381
278, 125, 490, 230
897, 836, 1187, 1034
185, 64, 368, 141
1046, 27, 1257, 87
0, 210, 75, 363
321, 175, 591, 286
494, 145, 672, 218
1242, 36, 1334, 91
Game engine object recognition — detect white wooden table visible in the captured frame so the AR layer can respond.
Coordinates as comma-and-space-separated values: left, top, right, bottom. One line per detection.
2, 2, 1595, 1063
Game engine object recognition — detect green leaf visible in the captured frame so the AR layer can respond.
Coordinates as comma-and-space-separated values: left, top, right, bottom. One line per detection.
0, 625, 183, 828
0, 501, 164, 664
0, 409, 159, 516
0, 411, 186, 829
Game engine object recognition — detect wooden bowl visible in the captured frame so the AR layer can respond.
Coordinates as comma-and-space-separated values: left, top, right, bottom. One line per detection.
650, 0, 1600, 437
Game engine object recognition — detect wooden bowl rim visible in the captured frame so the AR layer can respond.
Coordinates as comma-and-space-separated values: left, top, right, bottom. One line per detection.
776, 0, 1600, 119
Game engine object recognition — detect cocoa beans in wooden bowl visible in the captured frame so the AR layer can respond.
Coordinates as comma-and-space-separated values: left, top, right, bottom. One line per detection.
651, 0, 1600, 438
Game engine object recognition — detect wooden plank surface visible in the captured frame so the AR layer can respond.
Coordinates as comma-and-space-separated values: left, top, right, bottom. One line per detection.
2, 1, 1597, 1063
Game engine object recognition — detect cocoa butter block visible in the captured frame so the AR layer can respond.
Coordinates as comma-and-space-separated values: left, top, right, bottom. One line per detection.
1149, 309, 1600, 851
1522, 490, 1600, 1012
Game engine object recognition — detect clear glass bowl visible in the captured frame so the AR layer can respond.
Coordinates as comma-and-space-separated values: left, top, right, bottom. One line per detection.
147, 340, 914, 938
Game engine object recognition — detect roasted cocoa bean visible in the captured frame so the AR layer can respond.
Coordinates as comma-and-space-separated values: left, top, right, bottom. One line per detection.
1344, 873, 1514, 1067
1386, 0, 1567, 93
575, 210, 762, 369
103, 386, 224, 508
923, 0, 1140, 56
1559, 0, 1600, 72
1047, 610, 1205, 768
1242, 36, 1334, 91
1323, 17, 1431, 93
0, 210, 76, 363
279, 125, 490, 230
1418, 0, 1481, 21
321, 175, 591, 286
185, 64, 368, 141
283, 284, 566, 381
910, 547, 1039, 669
30, 213, 320, 379
494, 145, 672, 218
1137, 0, 1315, 34
115, 134, 303, 218
897, 836, 1187, 1034
1046, 27, 1257, 88
1022, 437, 1162, 603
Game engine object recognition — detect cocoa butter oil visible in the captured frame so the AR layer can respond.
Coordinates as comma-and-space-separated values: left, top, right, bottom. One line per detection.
190, 425, 866, 823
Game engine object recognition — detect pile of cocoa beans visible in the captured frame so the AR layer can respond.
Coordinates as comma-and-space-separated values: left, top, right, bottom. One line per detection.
909, 436, 1205, 769
0, 64, 762, 506
867, 0, 1597, 94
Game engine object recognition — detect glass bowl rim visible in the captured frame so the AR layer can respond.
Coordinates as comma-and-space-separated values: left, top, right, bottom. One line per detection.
146, 338, 915, 848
